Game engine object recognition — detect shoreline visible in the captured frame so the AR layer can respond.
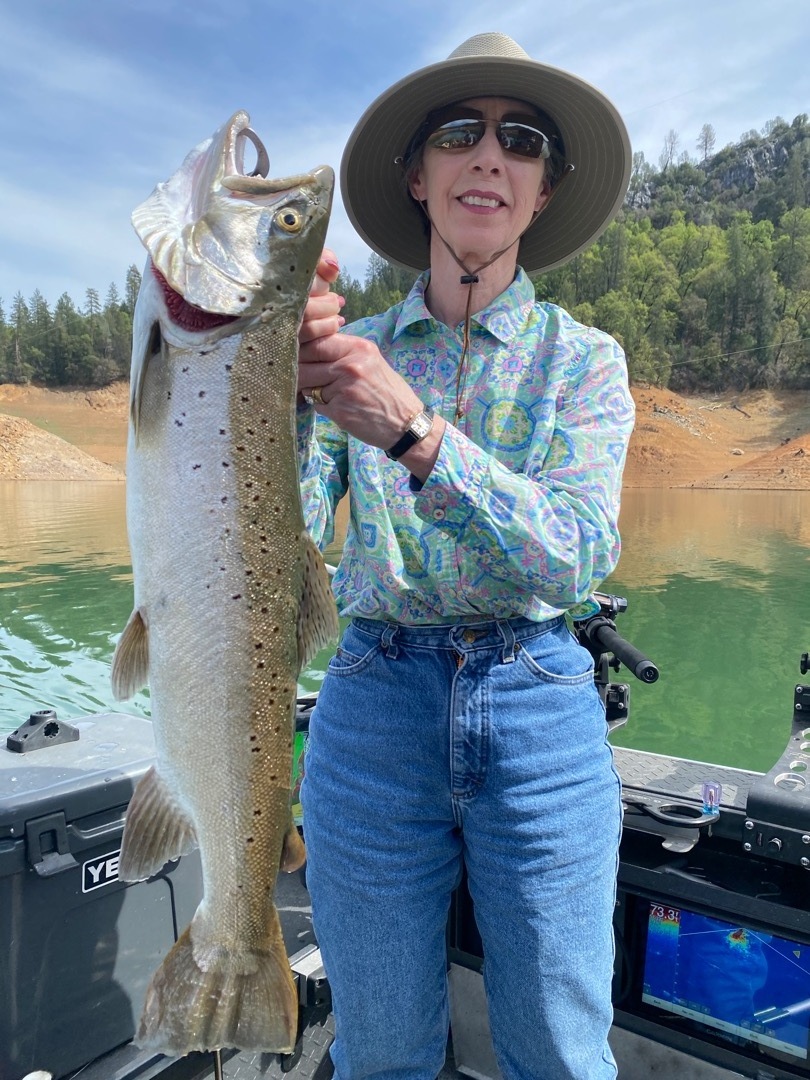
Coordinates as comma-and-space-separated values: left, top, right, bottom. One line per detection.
1, 381, 809, 489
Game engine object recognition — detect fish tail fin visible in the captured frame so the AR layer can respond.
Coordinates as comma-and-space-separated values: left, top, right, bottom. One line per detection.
137, 913, 298, 1055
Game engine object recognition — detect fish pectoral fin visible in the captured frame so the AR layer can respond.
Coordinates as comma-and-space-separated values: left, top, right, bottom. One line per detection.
111, 608, 150, 700
119, 765, 198, 881
280, 820, 306, 873
297, 533, 340, 671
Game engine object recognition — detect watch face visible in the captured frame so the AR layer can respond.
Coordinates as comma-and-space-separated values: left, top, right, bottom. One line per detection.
411, 411, 432, 439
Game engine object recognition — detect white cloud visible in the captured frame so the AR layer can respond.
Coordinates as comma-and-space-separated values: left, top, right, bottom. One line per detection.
0, 0, 807, 308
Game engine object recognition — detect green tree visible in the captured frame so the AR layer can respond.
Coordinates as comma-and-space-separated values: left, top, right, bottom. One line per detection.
104, 282, 133, 376
124, 264, 142, 315
696, 124, 716, 163
53, 293, 95, 385
27, 289, 54, 382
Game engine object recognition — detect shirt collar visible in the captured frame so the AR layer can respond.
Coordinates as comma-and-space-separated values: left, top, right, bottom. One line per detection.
393, 267, 535, 344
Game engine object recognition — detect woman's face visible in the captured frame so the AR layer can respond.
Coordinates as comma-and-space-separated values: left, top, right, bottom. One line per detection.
408, 97, 551, 268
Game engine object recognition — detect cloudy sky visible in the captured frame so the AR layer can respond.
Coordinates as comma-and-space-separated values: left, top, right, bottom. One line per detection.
2, 0, 807, 310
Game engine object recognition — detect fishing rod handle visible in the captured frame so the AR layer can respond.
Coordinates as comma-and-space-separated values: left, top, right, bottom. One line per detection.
587, 618, 660, 683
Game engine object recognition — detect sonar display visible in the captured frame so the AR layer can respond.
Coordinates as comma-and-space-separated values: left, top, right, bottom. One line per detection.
643, 904, 810, 1059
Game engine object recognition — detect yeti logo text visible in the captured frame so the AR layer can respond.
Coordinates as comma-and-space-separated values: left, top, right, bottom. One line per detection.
82, 850, 121, 892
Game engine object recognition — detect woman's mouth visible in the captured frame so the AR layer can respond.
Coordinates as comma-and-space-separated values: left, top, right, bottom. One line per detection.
459, 193, 503, 209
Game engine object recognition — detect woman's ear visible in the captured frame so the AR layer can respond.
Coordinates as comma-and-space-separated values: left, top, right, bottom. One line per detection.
408, 166, 425, 202
534, 177, 552, 214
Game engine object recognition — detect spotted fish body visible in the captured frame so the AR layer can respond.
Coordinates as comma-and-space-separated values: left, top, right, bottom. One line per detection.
111, 112, 337, 1056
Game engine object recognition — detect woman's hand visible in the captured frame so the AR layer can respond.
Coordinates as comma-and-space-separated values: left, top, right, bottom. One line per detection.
298, 250, 445, 478
299, 249, 345, 346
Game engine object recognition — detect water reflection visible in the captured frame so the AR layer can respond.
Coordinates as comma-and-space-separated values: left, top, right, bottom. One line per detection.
0, 482, 142, 730
608, 489, 810, 772
0, 481, 130, 579
1, 482, 808, 775
615, 489, 810, 587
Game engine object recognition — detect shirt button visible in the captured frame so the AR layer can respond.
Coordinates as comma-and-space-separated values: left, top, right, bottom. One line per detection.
433, 508, 445, 520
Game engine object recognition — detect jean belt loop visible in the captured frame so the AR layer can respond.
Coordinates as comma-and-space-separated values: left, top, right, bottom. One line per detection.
381, 623, 400, 659
496, 619, 517, 663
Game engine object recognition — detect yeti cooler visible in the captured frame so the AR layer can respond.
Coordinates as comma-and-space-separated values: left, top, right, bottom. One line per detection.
0, 710, 203, 1080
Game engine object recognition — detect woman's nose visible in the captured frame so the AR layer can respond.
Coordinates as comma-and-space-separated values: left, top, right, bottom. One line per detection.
468, 127, 504, 170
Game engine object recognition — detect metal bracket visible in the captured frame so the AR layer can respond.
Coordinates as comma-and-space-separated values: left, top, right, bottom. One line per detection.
25, 811, 78, 876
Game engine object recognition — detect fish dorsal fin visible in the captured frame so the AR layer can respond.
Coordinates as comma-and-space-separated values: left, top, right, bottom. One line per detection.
118, 765, 198, 882
111, 608, 150, 700
297, 533, 339, 672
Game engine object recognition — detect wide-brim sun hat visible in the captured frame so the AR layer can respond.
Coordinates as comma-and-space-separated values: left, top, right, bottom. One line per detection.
340, 32, 631, 276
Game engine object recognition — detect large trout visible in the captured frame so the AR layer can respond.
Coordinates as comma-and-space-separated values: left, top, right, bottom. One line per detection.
111, 112, 337, 1055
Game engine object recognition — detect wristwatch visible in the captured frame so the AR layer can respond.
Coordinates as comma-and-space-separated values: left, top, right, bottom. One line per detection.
385, 406, 435, 460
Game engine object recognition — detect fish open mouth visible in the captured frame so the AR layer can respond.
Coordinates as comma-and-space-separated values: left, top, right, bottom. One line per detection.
151, 264, 239, 333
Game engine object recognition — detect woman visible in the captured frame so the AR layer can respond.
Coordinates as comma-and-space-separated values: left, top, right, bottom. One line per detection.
296, 32, 634, 1080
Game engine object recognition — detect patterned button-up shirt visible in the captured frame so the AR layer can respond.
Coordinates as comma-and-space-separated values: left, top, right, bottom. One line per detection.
297, 268, 634, 625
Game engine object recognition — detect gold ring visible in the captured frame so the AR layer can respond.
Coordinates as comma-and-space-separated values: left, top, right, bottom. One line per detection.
311, 386, 325, 405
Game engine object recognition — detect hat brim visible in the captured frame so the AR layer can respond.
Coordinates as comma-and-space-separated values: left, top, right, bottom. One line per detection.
340, 54, 631, 275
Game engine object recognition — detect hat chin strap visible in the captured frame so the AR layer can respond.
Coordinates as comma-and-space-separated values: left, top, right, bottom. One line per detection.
415, 162, 574, 286
416, 199, 521, 286
414, 163, 574, 427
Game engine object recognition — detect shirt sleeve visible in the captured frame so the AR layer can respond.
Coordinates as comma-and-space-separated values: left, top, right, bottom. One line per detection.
412, 329, 635, 608
296, 398, 349, 551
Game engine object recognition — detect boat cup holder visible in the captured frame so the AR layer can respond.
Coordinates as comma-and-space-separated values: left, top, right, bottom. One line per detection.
774, 772, 807, 791
631, 800, 720, 829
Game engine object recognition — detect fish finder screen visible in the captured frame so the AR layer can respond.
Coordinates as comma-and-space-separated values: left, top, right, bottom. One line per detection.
642, 903, 810, 1059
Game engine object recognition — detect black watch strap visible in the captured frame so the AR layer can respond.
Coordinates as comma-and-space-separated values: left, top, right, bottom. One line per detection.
385, 407, 435, 461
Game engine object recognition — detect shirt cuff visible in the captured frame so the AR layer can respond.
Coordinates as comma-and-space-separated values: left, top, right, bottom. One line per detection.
412, 423, 488, 535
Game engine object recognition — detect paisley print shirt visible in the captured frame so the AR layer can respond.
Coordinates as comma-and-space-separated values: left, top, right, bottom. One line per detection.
297, 268, 635, 625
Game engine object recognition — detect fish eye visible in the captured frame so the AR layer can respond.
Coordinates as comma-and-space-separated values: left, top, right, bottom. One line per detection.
276, 209, 302, 233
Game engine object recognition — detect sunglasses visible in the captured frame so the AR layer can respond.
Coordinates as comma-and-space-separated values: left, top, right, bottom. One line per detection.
425, 117, 551, 160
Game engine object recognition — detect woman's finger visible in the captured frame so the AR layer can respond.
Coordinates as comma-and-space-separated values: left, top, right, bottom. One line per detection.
309, 250, 341, 296
299, 313, 345, 345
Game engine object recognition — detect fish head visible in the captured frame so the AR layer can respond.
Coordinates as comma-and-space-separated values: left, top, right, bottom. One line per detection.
132, 111, 334, 321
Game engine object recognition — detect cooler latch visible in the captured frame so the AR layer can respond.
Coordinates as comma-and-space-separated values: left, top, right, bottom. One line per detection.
25, 811, 78, 876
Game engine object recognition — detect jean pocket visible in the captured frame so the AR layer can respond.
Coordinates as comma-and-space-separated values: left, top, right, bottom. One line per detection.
515, 626, 595, 685
325, 627, 381, 678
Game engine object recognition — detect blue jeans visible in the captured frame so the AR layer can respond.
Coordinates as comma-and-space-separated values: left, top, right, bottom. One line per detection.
301, 616, 621, 1080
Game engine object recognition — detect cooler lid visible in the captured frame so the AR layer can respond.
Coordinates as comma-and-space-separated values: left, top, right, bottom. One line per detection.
0, 712, 156, 840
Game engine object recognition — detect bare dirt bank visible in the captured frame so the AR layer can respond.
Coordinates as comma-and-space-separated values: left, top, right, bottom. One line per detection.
1, 381, 809, 488
0, 382, 129, 478
623, 387, 810, 488
0, 414, 124, 480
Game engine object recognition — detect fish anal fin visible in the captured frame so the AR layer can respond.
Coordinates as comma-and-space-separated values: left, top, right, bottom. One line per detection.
119, 765, 198, 882
297, 534, 339, 672
280, 821, 306, 873
137, 917, 298, 1054
111, 608, 150, 701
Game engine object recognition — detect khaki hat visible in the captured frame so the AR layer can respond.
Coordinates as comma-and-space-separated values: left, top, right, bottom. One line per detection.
340, 32, 631, 275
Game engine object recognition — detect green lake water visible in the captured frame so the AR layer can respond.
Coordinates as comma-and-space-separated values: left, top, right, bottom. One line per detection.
1, 481, 808, 775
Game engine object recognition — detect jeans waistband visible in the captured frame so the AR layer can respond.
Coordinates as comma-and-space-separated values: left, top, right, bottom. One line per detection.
350, 615, 566, 661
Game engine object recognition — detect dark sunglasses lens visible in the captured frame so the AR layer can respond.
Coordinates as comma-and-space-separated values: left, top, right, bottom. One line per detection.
427, 121, 485, 150
427, 119, 550, 159
498, 124, 549, 159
